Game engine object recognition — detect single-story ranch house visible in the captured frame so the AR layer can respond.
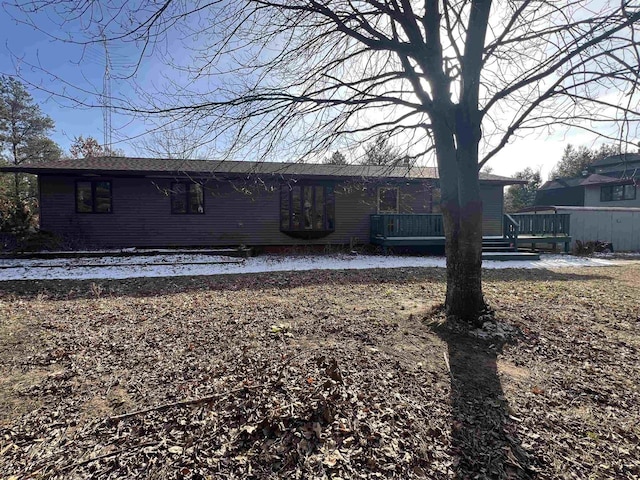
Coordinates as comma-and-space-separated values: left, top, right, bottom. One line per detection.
2, 157, 527, 250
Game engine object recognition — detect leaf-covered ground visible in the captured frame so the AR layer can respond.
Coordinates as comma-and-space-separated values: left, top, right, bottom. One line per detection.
1, 264, 639, 479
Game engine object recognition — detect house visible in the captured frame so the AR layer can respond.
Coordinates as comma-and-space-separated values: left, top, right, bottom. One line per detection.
535, 153, 640, 207
0, 157, 525, 250
529, 153, 640, 251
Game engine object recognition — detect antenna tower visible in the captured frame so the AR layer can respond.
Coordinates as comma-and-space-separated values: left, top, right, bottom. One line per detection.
102, 36, 113, 155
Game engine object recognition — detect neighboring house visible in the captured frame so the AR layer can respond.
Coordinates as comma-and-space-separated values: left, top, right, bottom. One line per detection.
530, 153, 640, 251
536, 153, 640, 207
0, 157, 523, 249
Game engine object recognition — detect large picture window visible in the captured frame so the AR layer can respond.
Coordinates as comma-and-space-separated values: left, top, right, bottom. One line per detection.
601, 184, 636, 202
280, 184, 335, 235
76, 180, 112, 213
378, 187, 399, 213
171, 182, 204, 214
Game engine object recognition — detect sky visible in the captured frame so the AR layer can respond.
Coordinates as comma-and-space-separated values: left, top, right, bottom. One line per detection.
0, 2, 635, 181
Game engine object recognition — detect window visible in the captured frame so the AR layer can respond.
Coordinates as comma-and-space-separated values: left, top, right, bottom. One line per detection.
430, 187, 442, 213
76, 181, 112, 213
171, 182, 204, 214
280, 184, 335, 235
600, 184, 636, 202
378, 187, 399, 213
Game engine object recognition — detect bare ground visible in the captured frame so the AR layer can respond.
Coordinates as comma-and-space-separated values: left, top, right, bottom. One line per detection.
0, 264, 639, 479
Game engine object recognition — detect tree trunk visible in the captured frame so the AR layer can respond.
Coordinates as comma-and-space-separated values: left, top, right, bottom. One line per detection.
442, 191, 485, 325
432, 109, 486, 327
14, 172, 21, 205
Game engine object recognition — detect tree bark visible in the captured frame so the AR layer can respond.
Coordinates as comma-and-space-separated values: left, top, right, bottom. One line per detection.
442, 169, 485, 325
431, 106, 486, 327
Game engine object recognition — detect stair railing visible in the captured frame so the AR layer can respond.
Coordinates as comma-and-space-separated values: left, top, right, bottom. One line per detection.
503, 214, 520, 250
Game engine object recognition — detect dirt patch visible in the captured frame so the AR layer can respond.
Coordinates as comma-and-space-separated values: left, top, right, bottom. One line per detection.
0, 265, 639, 479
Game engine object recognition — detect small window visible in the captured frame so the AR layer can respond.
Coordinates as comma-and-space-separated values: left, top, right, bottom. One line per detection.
76, 180, 112, 213
601, 184, 636, 202
378, 187, 399, 213
171, 182, 204, 214
280, 184, 335, 235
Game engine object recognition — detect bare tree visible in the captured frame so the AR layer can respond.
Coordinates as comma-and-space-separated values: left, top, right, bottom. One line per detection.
69, 135, 124, 158
136, 122, 213, 160
9, 1, 640, 324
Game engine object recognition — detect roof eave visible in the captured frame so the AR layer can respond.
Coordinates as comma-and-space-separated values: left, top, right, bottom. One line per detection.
1, 165, 523, 184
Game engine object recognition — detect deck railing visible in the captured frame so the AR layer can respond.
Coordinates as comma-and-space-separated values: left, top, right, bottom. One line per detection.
370, 214, 444, 238
508, 213, 571, 236
371, 212, 571, 240
503, 214, 520, 247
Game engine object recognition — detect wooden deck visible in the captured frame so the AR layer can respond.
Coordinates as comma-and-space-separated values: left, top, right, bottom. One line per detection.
370, 213, 572, 254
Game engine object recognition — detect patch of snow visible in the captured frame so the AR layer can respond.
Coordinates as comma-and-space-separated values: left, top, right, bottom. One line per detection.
0, 253, 630, 282
470, 320, 521, 341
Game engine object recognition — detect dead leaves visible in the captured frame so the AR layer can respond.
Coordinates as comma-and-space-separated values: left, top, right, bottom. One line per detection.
1, 265, 640, 478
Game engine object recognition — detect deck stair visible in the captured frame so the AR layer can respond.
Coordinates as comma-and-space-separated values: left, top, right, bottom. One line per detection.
481, 237, 540, 261
482, 238, 515, 252
482, 251, 540, 261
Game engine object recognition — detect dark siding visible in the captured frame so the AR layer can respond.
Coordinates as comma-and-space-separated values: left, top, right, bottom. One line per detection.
535, 186, 585, 206
39, 175, 504, 247
480, 185, 504, 236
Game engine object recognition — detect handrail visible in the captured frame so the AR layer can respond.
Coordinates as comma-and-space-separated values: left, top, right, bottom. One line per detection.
503, 214, 520, 248
370, 212, 570, 242
508, 213, 571, 236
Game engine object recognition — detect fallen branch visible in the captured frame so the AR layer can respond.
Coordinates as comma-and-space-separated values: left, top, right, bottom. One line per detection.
107, 384, 262, 423
59, 441, 158, 472
443, 351, 452, 379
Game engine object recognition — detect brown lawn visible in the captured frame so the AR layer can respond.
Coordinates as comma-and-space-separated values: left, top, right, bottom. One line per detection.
1, 263, 639, 479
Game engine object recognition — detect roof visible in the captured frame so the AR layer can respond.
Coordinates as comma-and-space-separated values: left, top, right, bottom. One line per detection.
539, 172, 636, 190
579, 173, 632, 186
538, 176, 586, 190
520, 205, 640, 213
591, 152, 640, 168
0, 156, 524, 184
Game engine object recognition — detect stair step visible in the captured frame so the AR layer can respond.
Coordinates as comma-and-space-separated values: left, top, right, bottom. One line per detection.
482, 251, 540, 261
482, 246, 515, 252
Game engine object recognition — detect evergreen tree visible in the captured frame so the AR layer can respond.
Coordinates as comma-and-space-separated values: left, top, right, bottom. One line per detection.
550, 144, 620, 179
324, 151, 348, 165
0, 75, 61, 230
504, 167, 542, 212
362, 135, 401, 166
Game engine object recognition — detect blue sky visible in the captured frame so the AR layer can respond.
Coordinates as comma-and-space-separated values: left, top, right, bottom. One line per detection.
0, 5, 148, 156
2, 11, 104, 151
0, 3, 633, 179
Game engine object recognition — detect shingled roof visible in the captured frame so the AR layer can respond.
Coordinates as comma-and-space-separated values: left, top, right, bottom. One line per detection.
590, 152, 640, 168
0, 156, 524, 184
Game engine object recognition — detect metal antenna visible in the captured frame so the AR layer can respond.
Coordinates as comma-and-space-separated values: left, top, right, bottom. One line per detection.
102, 35, 113, 155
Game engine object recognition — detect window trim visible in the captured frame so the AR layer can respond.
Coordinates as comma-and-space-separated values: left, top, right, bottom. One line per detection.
600, 183, 636, 202
170, 181, 205, 214
75, 179, 113, 214
280, 183, 335, 237
377, 186, 399, 213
